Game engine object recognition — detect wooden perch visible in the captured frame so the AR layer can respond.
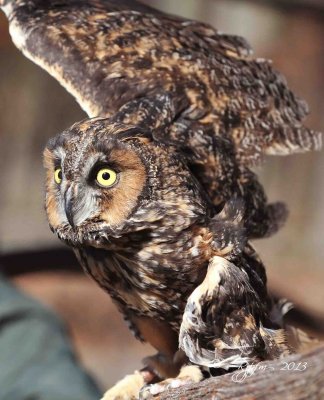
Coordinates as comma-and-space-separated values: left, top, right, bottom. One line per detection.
155, 345, 324, 400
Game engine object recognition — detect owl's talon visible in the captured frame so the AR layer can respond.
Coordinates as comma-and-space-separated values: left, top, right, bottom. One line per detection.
138, 385, 155, 400
138, 383, 165, 399
139, 380, 184, 398
138, 366, 203, 398
101, 371, 145, 400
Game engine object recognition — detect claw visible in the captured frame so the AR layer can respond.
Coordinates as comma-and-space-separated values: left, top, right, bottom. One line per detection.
138, 385, 155, 400
138, 366, 203, 399
139, 382, 168, 399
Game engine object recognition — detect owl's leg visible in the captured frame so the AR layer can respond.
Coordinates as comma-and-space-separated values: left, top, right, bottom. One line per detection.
139, 364, 204, 399
142, 351, 184, 379
101, 316, 186, 399
101, 362, 203, 400
101, 352, 186, 400
100, 370, 147, 400
102, 365, 168, 400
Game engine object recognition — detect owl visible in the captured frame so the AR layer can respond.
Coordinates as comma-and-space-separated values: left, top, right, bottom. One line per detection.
1, 0, 321, 398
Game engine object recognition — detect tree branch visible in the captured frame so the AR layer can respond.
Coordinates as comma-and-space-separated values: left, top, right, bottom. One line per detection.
156, 345, 324, 399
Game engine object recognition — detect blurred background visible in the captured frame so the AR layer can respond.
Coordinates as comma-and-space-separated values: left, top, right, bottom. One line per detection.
0, 0, 323, 392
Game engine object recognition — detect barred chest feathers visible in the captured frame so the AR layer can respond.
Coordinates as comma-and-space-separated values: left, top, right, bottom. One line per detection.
74, 225, 213, 330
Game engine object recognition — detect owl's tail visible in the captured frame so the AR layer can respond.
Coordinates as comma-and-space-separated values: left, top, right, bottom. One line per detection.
269, 298, 322, 354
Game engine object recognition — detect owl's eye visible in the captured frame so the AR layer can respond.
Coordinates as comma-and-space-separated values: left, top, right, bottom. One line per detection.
54, 168, 63, 184
96, 168, 118, 188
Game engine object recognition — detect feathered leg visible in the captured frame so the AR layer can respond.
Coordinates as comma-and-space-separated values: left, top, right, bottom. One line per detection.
101, 351, 194, 400
101, 370, 147, 400
139, 364, 204, 400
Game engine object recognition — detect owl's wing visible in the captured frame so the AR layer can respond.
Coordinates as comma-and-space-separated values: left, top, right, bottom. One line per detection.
1, 0, 176, 117
2, 0, 321, 160
179, 254, 290, 369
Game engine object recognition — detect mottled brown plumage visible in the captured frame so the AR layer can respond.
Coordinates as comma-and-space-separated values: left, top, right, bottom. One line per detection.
1, 0, 321, 398
2, 0, 321, 239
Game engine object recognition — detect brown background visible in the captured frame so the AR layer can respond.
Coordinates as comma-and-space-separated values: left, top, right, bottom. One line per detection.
0, 0, 323, 391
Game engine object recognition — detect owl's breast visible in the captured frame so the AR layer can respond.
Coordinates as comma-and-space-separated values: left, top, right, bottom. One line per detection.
74, 241, 208, 330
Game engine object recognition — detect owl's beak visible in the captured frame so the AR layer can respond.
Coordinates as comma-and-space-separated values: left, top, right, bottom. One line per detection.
64, 185, 75, 228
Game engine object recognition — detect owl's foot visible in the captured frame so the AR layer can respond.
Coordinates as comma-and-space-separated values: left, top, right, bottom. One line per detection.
101, 369, 155, 400
139, 365, 203, 399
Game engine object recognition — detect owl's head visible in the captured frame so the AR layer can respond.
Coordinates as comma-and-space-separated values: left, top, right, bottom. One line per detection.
44, 118, 147, 245
43, 109, 207, 248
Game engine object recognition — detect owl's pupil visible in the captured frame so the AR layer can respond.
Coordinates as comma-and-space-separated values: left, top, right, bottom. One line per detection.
102, 172, 110, 180
58, 170, 62, 180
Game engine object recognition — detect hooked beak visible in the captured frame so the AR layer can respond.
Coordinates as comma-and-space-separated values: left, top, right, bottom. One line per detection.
64, 185, 75, 228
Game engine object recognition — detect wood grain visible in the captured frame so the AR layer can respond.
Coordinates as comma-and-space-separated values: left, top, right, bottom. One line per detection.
155, 345, 324, 400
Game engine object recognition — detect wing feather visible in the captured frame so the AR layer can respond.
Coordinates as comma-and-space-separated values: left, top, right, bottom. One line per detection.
1, 0, 321, 157
179, 254, 290, 369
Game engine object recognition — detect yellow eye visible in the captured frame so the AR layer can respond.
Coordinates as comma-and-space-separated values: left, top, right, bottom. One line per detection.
96, 168, 118, 188
54, 168, 62, 184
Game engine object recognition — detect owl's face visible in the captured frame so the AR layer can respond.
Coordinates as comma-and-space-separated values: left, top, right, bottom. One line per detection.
44, 118, 151, 247
44, 117, 206, 248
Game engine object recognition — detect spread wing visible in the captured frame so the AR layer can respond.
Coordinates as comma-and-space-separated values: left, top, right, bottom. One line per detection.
1, 0, 178, 117
2, 0, 321, 160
